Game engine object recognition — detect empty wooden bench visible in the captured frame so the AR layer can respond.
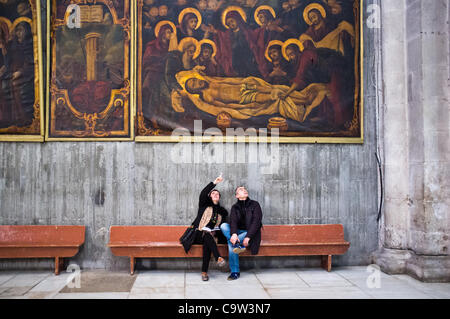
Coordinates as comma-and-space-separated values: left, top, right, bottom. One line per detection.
108, 224, 350, 275
0, 225, 86, 275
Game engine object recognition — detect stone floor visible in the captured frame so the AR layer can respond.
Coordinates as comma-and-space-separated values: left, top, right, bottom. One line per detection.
0, 266, 449, 299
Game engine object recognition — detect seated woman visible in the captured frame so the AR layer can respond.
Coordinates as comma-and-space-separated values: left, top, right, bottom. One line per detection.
189, 175, 228, 281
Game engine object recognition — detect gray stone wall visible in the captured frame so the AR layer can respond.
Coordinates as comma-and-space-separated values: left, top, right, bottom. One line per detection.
373, 0, 450, 282
0, 1, 382, 272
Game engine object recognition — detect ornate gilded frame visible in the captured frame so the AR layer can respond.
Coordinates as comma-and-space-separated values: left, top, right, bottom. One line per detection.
135, 0, 363, 144
0, 0, 45, 142
45, 0, 135, 141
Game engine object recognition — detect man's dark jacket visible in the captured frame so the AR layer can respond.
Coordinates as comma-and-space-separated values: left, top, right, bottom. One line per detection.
230, 198, 263, 255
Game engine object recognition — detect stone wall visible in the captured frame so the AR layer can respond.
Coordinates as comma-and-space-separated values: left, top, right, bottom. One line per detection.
372, 0, 450, 282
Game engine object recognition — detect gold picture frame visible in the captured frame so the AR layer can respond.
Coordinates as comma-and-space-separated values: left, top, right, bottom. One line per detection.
135, 0, 363, 144
0, 0, 45, 142
45, 0, 135, 141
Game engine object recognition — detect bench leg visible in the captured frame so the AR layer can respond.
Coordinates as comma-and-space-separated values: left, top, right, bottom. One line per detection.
321, 255, 332, 272
59, 257, 65, 272
130, 257, 136, 275
55, 257, 61, 276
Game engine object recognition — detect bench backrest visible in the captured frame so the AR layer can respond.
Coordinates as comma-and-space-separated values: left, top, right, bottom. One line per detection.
108, 224, 346, 244
109, 226, 186, 244
260, 224, 346, 243
0, 226, 85, 246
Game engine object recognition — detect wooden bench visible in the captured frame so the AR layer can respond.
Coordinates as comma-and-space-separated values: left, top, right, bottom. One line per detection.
0, 225, 86, 275
108, 224, 350, 275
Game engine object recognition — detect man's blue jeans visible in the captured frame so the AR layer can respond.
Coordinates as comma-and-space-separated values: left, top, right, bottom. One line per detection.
220, 223, 247, 273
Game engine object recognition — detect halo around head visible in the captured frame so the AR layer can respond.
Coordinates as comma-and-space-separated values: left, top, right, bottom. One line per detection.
265, 40, 285, 62
154, 20, 177, 38
178, 37, 199, 52
0, 17, 12, 32
193, 38, 217, 60
11, 17, 32, 31
254, 5, 276, 26
282, 38, 304, 61
303, 3, 326, 25
178, 7, 202, 30
221, 6, 247, 29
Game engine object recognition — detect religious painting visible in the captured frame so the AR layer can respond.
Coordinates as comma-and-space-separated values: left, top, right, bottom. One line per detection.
46, 0, 134, 141
0, 0, 44, 142
136, 0, 362, 143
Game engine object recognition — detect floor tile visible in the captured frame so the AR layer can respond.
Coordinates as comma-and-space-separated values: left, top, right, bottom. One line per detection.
0, 273, 16, 286
53, 292, 130, 299
254, 269, 309, 288
129, 287, 185, 299
266, 286, 372, 299
29, 273, 72, 293
185, 284, 270, 299
1, 272, 49, 288
133, 270, 185, 288
0, 286, 33, 297
391, 275, 450, 299
296, 269, 353, 287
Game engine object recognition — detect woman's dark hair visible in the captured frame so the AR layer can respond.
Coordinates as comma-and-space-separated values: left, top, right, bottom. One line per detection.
209, 189, 221, 197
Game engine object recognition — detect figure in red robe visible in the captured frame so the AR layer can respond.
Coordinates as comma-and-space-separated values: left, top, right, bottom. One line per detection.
280, 41, 353, 128
251, 7, 284, 79
0, 20, 9, 127
1, 22, 35, 127
142, 22, 174, 123
206, 9, 261, 78
194, 41, 223, 76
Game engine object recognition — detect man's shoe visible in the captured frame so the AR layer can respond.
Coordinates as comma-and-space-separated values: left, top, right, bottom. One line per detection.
232, 245, 246, 254
227, 272, 240, 281
217, 257, 227, 268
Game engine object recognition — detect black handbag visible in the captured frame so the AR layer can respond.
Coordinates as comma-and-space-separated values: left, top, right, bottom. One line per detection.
179, 225, 196, 253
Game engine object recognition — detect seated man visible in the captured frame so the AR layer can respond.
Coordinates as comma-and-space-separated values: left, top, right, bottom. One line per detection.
220, 186, 263, 280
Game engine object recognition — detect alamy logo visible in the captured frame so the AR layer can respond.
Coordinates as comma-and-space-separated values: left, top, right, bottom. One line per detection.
66, 264, 81, 289
66, 4, 81, 29
170, 120, 280, 175
366, 264, 381, 288
366, 4, 381, 29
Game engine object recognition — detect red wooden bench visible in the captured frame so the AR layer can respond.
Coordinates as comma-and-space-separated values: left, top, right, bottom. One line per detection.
0, 225, 86, 275
108, 224, 350, 275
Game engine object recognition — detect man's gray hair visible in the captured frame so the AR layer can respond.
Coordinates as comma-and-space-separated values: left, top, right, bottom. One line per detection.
235, 186, 247, 194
